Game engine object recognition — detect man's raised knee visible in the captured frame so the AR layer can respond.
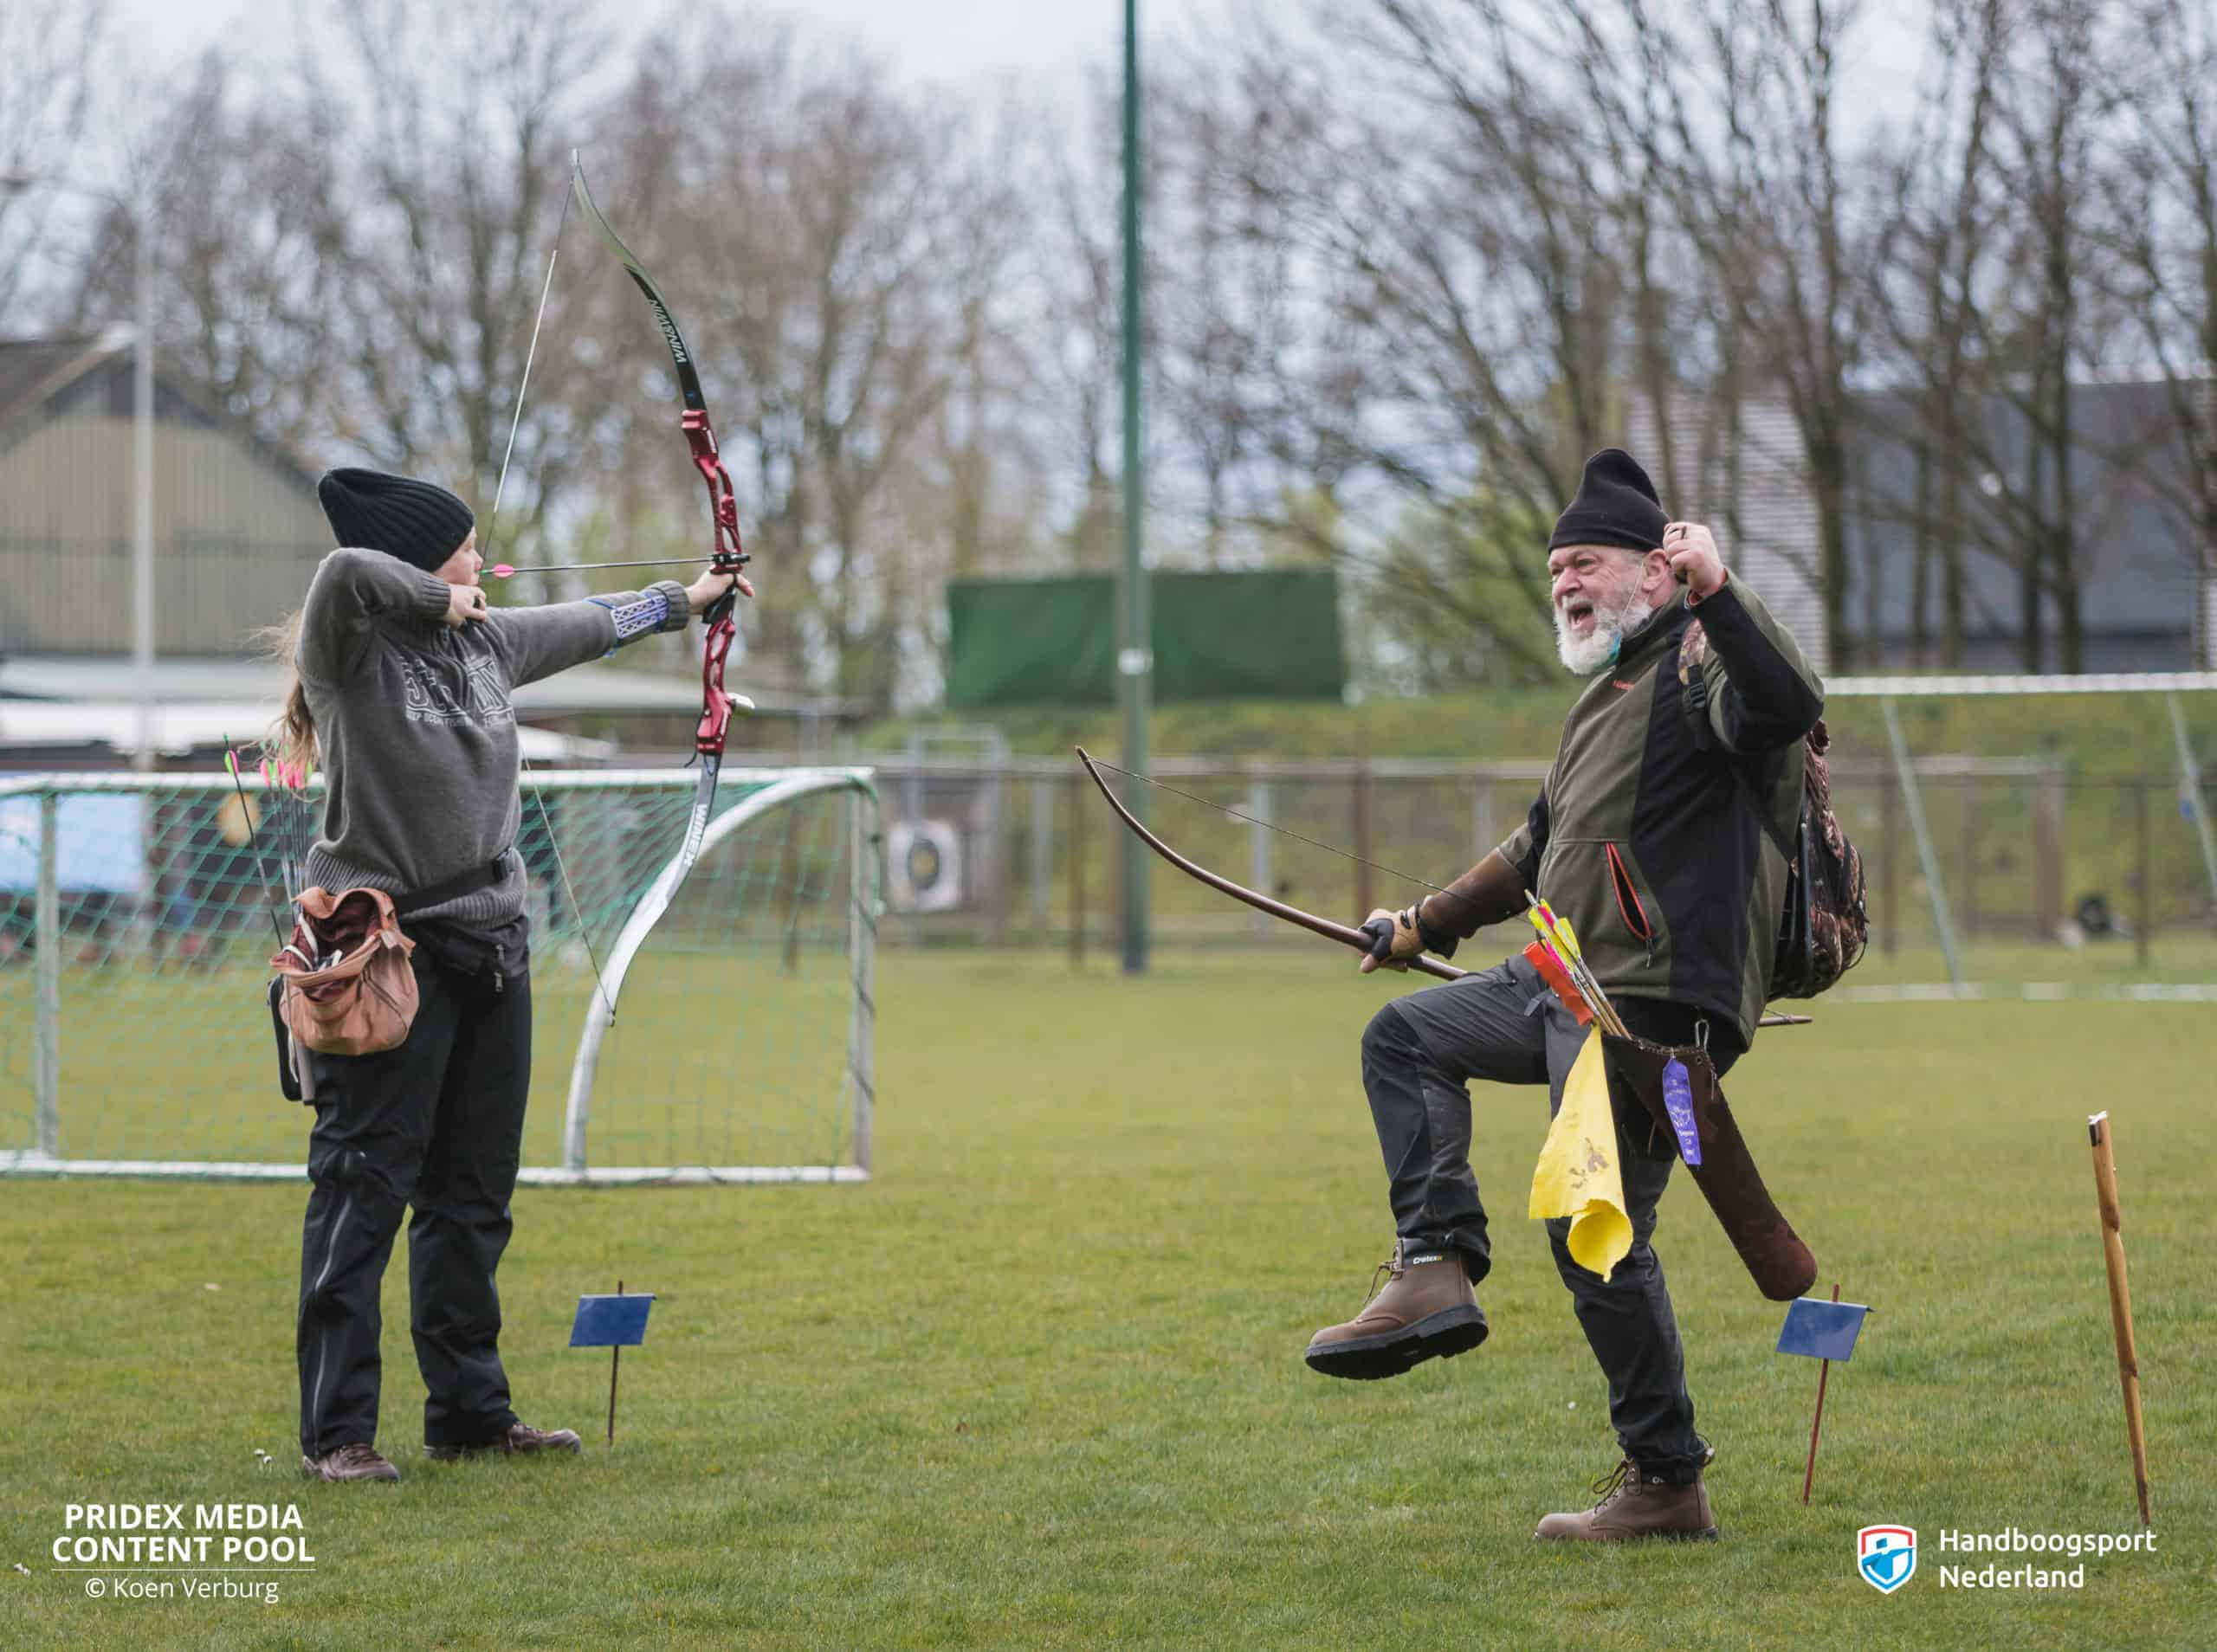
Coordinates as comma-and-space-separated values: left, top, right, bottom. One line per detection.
1361, 999, 1419, 1069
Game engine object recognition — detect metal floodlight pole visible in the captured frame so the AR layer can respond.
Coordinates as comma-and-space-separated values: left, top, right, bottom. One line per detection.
133, 188, 155, 772
1117, 0, 1151, 975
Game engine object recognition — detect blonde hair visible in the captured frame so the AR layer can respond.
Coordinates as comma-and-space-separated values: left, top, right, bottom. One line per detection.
256, 611, 318, 774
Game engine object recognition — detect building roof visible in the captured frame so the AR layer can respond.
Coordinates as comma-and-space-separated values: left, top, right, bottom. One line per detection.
0, 334, 122, 429
0, 654, 865, 724
0, 332, 322, 488
0, 699, 612, 763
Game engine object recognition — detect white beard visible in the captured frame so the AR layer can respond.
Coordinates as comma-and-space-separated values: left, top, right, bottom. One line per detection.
1554, 587, 1658, 676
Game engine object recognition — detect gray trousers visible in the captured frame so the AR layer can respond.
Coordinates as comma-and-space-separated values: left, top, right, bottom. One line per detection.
1359, 955, 1741, 1482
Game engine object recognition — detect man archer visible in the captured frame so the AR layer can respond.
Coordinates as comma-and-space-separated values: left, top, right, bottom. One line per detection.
1308, 448, 1824, 1542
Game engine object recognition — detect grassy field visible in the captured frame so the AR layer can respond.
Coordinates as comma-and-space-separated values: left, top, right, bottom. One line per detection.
2, 952, 2212, 1650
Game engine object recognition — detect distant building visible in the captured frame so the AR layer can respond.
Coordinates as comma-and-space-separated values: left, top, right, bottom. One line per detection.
1633, 378, 2215, 674
0, 336, 860, 766
0, 333, 327, 661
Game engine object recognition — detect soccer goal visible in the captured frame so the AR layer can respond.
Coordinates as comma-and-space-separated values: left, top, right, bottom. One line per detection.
1822, 672, 2217, 997
0, 767, 881, 1184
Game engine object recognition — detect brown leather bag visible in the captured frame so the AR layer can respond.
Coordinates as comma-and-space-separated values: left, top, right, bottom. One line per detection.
272, 887, 419, 1056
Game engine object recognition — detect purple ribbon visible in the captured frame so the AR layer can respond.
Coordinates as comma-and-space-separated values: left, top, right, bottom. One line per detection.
1662, 1058, 1702, 1167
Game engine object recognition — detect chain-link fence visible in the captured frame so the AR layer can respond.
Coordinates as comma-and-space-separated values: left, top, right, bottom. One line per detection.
0, 769, 877, 1180
843, 752, 2217, 991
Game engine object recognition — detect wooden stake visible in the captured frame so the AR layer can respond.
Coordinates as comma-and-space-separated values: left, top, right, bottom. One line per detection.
2088, 1113, 2153, 1525
608, 1279, 624, 1449
1801, 1282, 1839, 1506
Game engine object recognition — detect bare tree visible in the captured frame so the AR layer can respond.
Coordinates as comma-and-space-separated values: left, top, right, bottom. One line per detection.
582, 25, 984, 706
282, 0, 613, 560
64, 55, 341, 453
0, 0, 108, 320
1864, 0, 2009, 665
1629, 0, 1875, 668
2110, 0, 2217, 662
1919, 0, 2145, 673
1202, 0, 1649, 685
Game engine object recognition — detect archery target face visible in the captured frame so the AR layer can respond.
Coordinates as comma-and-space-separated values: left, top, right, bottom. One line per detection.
888, 820, 962, 913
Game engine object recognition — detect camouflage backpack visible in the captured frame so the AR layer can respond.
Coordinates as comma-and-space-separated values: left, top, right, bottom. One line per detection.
1677, 621, 1869, 999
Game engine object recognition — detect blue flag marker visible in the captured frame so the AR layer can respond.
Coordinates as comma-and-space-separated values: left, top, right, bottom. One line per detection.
571, 1293, 656, 1347
1776, 1296, 1870, 1362
572, 1283, 656, 1447
1782, 1286, 1873, 1505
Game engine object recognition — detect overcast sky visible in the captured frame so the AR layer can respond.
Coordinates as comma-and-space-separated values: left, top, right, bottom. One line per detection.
110, 0, 1164, 89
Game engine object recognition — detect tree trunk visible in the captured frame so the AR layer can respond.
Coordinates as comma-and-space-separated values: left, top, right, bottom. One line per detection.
1910, 429, 1933, 668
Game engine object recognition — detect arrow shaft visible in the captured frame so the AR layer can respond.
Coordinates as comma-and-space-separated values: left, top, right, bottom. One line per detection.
491, 557, 715, 578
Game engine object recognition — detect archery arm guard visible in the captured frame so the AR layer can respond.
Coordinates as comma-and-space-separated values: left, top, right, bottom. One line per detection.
1416, 849, 1527, 948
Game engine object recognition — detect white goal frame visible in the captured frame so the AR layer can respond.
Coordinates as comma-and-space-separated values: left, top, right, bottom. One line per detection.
1827, 673, 2217, 991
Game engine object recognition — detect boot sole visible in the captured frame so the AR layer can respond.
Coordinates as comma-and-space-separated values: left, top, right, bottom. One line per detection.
1534, 1524, 1721, 1543
299, 1458, 398, 1483
1303, 1303, 1488, 1380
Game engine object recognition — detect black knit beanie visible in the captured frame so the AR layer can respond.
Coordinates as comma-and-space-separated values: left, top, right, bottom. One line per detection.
317, 468, 475, 572
1548, 449, 1669, 554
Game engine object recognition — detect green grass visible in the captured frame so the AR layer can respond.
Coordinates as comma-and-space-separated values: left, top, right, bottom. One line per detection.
3, 954, 2212, 1649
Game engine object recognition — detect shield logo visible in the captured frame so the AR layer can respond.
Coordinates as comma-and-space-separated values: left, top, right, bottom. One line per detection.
1857, 1526, 1917, 1593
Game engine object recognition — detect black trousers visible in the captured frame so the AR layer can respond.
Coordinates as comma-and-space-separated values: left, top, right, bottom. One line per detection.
296, 949, 532, 1457
1359, 955, 1743, 1484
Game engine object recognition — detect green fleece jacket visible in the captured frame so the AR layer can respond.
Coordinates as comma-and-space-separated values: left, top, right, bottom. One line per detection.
1496, 578, 1825, 1045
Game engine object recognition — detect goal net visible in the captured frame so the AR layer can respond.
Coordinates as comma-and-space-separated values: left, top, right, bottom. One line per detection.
0, 767, 880, 1183
1819, 673, 2217, 997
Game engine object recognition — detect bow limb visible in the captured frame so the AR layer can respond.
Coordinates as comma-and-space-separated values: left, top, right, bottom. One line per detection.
571, 151, 746, 784
1076, 748, 1810, 1028
571, 150, 747, 767
1076, 746, 1465, 983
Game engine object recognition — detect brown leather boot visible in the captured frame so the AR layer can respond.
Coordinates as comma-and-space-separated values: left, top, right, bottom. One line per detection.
1534, 1457, 1719, 1541
1303, 1241, 1488, 1380
300, 1442, 400, 1482
423, 1422, 583, 1461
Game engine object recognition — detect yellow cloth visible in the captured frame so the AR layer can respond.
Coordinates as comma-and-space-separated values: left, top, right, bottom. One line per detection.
1528, 1027, 1631, 1281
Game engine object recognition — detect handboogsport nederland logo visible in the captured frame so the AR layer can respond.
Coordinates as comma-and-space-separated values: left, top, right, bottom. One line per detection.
1858, 1525, 1917, 1593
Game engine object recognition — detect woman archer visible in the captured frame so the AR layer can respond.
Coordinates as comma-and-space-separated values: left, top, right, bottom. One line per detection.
271, 467, 745, 1482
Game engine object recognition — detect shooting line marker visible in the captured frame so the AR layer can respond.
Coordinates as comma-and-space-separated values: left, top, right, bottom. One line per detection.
1776, 1285, 1871, 1504
2088, 1112, 2152, 1525
571, 1281, 656, 1447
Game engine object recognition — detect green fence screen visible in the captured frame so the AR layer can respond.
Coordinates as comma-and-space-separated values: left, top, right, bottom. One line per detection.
946, 571, 1344, 708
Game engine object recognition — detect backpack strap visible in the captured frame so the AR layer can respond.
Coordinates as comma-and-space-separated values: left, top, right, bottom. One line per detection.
1677, 618, 1801, 860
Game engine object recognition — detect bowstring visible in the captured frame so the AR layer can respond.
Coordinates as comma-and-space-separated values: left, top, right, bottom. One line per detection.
1088, 758, 1477, 910
488, 193, 567, 528
488, 182, 617, 1026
